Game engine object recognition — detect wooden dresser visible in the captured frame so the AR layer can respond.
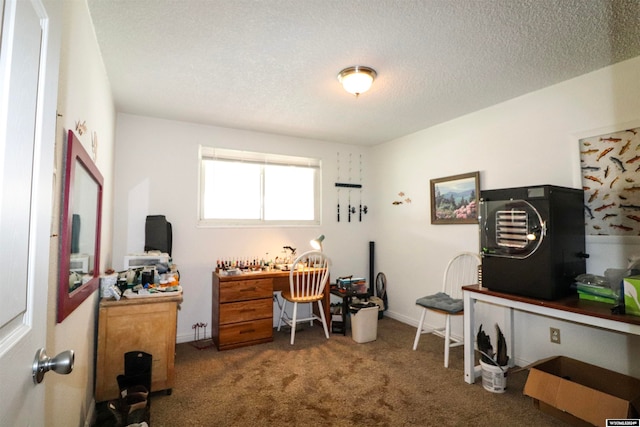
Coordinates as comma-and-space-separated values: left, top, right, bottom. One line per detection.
212, 273, 273, 350
95, 294, 182, 402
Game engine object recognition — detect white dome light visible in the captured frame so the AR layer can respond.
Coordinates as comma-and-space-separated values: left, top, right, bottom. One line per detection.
337, 66, 377, 97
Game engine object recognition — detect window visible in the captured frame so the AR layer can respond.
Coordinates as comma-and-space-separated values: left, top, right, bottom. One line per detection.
199, 146, 321, 226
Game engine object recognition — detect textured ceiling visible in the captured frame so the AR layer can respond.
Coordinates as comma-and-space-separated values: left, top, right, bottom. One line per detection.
86, 0, 640, 146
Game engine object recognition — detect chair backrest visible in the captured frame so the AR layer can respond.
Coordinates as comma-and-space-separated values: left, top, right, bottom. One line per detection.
289, 251, 331, 300
442, 252, 481, 299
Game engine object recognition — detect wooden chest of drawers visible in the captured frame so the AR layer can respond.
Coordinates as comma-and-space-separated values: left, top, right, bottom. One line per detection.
212, 274, 273, 350
95, 295, 181, 402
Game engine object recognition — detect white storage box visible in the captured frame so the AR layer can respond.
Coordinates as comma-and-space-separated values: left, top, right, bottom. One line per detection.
123, 252, 170, 269
350, 304, 378, 343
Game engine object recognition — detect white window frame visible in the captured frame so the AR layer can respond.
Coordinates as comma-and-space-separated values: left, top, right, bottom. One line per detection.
198, 146, 322, 227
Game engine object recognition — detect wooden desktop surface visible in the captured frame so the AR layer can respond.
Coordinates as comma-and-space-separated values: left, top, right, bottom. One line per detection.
462, 284, 640, 326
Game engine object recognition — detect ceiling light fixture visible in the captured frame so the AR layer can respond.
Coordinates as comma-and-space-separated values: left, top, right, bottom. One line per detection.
337, 66, 377, 97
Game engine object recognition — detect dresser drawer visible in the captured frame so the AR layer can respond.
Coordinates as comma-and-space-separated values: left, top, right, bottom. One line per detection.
219, 278, 272, 302
219, 317, 273, 346
220, 298, 272, 325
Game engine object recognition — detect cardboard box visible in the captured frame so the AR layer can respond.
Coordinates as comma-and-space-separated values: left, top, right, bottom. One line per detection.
524, 356, 640, 426
623, 276, 640, 316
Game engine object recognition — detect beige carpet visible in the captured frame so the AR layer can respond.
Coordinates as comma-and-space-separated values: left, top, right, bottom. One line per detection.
137, 317, 565, 427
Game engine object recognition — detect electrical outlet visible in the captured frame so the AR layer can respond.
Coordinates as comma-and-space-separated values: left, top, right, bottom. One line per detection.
550, 327, 561, 344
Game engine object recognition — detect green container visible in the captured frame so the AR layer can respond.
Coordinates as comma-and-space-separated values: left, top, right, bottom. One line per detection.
623, 276, 640, 316
577, 291, 616, 305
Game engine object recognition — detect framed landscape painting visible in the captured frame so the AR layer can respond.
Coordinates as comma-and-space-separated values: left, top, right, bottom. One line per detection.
430, 171, 480, 224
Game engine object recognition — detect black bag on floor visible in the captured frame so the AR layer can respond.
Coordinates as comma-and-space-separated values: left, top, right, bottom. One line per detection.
145, 215, 172, 256
117, 351, 152, 394
114, 351, 152, 425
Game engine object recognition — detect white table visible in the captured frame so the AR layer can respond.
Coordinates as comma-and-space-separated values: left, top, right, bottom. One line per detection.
462, 284, 640, 384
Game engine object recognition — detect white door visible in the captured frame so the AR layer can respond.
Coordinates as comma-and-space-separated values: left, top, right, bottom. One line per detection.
0, 0, 61, 425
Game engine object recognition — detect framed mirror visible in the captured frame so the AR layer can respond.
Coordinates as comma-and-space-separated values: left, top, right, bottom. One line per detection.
58, 130, 103, 322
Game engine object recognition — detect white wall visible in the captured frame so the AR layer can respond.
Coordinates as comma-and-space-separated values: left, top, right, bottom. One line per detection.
372, 56, 640, 377
112, 115, 374, 341
46, 0, 116, 425
112, 57, 640, 378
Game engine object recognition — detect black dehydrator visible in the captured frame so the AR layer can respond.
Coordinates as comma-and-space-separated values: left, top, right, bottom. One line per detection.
479, 185, 586, 300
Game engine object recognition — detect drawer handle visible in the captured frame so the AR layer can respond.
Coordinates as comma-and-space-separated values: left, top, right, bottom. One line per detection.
240, 308, 256, 313
239, 328, 255, 334
240, 287, 257, 292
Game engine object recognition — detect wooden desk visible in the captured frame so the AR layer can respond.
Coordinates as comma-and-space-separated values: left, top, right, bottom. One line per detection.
212, 269, 331, 350
462, 284, 640, 384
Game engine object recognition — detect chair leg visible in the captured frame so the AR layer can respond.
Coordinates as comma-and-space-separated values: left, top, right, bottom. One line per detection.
443, 314, 451, 368
317, 300, 329, 339
290, 302, 298, 345
277, 297, 286, 331
412, 308, 427, 350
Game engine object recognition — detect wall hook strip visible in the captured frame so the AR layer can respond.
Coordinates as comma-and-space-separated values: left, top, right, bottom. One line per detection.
335, 183, 362, 188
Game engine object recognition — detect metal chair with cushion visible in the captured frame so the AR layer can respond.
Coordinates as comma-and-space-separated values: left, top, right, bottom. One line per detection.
277, 250, 331, 345
412, 252, 481, 367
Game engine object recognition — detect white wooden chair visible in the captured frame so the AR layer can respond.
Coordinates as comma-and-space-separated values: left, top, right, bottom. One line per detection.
412, 252, 481, 367
277, 251, 331, 345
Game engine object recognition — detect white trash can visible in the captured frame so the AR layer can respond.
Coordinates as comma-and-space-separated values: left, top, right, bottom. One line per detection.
350, 303, 379, 343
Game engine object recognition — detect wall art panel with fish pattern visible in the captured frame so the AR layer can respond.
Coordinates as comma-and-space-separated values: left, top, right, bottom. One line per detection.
580, 127, 640, 235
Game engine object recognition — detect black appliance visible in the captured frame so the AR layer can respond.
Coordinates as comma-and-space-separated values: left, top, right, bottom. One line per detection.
479, 185, 586, 300
145, 215, 172, 256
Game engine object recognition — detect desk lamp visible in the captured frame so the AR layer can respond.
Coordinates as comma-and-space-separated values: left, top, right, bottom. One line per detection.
310, 234, 325, 251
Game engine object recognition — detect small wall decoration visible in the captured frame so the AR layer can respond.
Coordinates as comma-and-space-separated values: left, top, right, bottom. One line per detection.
392, 192, 412, 205
75, 120, 87, 135
430, 171, 480, 224
580, 127, 640, 236
91, 131, 98, 162
74, 119, 98, 161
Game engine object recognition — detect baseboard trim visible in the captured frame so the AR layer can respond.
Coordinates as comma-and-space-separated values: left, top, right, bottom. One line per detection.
383, 310, 415, 326
177, 332, 196, 344
384, 310, 464, 345
84, 398, 95, 427
176, 312, 468, 347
